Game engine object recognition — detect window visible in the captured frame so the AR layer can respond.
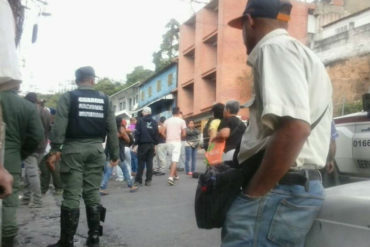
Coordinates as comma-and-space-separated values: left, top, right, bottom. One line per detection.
148, 86, 152, 97
135, 95, 138, 104
168, 73, 173, 86
122, 101, 126, 110
129, 98, 132, 110
113, 105, 117, 112
157, 80, 162, 92
141, 91, 145, 101
119, 102, 123, 111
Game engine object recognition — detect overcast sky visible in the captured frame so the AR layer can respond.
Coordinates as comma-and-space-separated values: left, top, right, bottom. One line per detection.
20, 0, 205, 94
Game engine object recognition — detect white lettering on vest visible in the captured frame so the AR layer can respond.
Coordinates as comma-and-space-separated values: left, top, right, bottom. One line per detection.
78, 97, 104, 104
79, 111, 104, 118
78, 103, 104, 111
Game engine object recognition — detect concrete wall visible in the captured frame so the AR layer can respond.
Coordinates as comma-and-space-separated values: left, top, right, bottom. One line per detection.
344, 0, 370, 14
327, 55, 370, 115
178, 0, 250, 120
289, 1, 311, 43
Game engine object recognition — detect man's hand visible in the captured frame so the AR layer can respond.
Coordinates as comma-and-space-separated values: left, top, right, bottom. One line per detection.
131, 145, 138, 154
245, 117, 311, 197
110, 160, 119, 167
326, 160, 335, 174
46, 152, 61, 172
0, 166, 13, 199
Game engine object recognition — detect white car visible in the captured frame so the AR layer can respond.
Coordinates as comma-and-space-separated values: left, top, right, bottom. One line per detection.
333, 110, 370, 183
306, 94, 370, 246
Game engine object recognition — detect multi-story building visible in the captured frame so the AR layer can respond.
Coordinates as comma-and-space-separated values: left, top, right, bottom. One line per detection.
136, 62, 178, 121
177, 0, 312, 123
110, 81, 140, 120
16, 0, 51, 93
311, 7, 370, 115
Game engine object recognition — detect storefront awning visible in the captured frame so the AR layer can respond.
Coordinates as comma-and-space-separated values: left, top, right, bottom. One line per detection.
133, 94, 174, 115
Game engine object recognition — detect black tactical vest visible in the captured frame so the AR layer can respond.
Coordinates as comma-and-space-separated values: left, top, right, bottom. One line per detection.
66, 89, 108, 140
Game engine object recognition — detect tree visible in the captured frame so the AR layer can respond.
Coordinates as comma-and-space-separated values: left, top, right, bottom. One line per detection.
152, 19, 180, 71
37, 93, 62, 110
125, 66, 154, 85
93, 78, 125, 96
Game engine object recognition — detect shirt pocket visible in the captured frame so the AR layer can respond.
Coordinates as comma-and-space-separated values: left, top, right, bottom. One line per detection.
267, 197, 323, 246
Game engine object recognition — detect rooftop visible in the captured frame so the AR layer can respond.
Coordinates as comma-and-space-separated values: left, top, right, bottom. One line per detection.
323, 6, 370, 28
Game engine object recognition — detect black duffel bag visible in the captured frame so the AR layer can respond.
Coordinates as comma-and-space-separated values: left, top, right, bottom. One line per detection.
195, 106, 328, 229
194, 150, 265, 229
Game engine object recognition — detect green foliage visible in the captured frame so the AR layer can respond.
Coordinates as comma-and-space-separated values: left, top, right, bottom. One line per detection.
337, 101, 363, 116
37, 93, 62, 110
37, 78, 124, 109
93, 78, 125, 96
125, 66, 154, 86
152, 18, 180, 71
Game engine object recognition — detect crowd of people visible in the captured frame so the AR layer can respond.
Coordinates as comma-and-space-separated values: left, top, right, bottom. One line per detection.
99, 102, 246, 192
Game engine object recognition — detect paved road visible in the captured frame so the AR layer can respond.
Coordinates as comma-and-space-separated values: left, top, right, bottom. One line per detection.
16, 152, 221, 247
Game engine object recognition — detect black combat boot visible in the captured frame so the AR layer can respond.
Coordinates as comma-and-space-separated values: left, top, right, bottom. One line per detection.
47, 207, 80, 247
85, 205, 103, 247
2, 236, 15, 247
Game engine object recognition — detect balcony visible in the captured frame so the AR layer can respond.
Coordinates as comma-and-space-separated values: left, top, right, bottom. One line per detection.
201, 105, 213, 112
182, 78, 194, 88
203, 29, 218, 46
183, 44, 195, 57
201, 67, 216, 80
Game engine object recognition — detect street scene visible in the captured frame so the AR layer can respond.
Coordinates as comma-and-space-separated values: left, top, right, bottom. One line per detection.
16, 153, 221, 247
1, 0, 370, 247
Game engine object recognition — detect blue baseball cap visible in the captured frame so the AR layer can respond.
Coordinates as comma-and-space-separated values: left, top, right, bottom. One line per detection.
229, 0, 292, 29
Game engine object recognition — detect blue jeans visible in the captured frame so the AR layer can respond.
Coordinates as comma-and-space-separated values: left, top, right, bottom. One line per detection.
101, 160, 133, 189
221, 180, 324, 247
185, 146, 197, 173
178, 141, 186, 169
131, 151, 138, 173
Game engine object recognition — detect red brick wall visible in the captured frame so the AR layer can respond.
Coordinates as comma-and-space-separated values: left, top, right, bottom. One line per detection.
327, 55, 370, 115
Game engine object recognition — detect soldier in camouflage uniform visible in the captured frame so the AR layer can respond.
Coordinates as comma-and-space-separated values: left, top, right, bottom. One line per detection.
1, 1, 44, 246
47, 66, 119, 247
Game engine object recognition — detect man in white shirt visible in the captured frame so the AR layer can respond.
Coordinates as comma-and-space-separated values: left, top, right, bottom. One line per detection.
163, 107, 186, 185
222, 0, 333, 246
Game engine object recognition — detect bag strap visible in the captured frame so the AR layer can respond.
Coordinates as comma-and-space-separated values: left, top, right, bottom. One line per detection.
232, 105, 329, 167
311, 105, 329, 130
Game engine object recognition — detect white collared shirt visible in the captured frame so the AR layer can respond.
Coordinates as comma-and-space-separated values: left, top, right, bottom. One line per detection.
0, 0, 22, 84
238, 29, 333, 169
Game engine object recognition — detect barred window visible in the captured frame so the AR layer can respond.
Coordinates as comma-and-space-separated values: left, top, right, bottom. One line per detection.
168, 73, 173, 86
157, 80, 162, 92
148, 86, 152, 97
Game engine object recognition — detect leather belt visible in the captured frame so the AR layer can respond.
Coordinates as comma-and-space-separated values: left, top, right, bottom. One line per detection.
279, 169, 321, 189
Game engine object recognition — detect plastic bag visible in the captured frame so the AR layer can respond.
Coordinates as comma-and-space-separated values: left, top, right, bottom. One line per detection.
205, 141, 225, 166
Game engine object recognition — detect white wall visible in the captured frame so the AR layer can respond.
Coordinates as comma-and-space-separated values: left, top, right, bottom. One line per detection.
313, 9, 370, 65
315, 9, 370, 40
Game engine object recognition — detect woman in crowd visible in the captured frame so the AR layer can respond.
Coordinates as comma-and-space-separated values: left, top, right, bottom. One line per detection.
100, 117, 138, 194
185, 120, 200, 175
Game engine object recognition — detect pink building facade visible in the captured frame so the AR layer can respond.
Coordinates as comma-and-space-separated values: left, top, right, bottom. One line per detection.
177, 0, 312, 122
